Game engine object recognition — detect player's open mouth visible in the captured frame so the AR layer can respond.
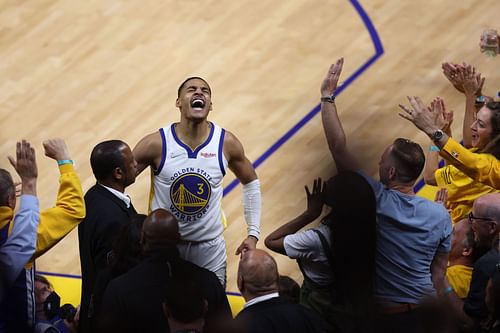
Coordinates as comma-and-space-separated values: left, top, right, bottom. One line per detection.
191, 98, 205, 110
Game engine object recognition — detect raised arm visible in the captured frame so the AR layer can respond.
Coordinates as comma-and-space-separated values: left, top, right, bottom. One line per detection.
423, 97, 453, 186
1, 140, 40, 293
132, 131, 163, 176
320, 58, 360, 172
33, 139, 85, 261
458, 64, 485, 148
265, 178, 324, 255
442, 62, 485, 148
224, 131, 261, 254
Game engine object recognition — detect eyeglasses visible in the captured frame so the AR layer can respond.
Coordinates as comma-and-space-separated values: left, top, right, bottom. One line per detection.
468, 212, 497, 224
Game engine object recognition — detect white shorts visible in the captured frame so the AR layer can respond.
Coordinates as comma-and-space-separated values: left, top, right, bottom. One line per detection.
177, 234, 227, 288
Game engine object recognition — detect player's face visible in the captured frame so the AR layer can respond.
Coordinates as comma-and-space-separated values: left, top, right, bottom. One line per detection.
176, 78, 212, 122
470, 106, 493, 149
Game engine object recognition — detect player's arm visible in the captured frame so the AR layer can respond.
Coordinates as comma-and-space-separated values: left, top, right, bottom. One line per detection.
321, 58, 360, 172
224, 131, 261, 255
132, 132, 163, 176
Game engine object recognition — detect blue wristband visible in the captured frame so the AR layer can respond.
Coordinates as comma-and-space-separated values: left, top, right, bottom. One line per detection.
429, 145, 440, 152
442, 286, 453, 295
57, 159, 73, 166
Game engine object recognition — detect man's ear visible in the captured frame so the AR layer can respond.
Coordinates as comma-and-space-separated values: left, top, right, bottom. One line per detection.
388, 166, 397, 181
113, 167, 123, 181
462, 246, 473, 257
237, 275, 244, 294
488, 222, 498, 235
176, 98, 181, 108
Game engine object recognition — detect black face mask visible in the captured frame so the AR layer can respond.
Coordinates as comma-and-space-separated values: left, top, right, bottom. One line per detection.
43, 291, 61, 320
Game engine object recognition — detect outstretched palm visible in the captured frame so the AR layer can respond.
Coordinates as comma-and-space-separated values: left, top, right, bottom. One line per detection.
321, 58, 344, 97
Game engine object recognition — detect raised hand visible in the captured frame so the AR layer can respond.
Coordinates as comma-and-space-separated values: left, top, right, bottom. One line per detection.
8, 140, 38, 195
429, 97, 453, 135
399, 96, 439, 135
320, 58, 344, 97
442, 62, 464, 93
457, 64, 484, 97
43, 139, 71, 161
304, 178, 325, 220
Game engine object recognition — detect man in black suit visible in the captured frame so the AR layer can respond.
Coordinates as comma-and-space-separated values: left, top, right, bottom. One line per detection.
99, 209, 232, 333
78, 140, 138, 333
234, 249, 325, 333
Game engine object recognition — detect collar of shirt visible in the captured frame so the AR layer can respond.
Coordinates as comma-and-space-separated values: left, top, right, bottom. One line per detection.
98, 183, 131, 208
244, 292, 279, 309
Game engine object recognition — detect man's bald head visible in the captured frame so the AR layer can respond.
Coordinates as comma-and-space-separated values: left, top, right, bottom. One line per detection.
141, 209, 180, 252
471, 193, 500, 247
474, 194, 500, 221
237, 249, 279, 300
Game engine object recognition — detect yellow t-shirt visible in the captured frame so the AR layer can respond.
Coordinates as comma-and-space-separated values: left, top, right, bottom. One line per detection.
446, 264, 473, 299
435, 150, 499, 224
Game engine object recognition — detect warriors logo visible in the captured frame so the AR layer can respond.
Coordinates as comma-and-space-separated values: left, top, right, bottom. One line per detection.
170, 173, 211, 215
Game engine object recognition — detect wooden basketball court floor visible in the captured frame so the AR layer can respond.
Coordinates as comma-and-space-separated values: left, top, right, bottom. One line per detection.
1, 0, 499, 297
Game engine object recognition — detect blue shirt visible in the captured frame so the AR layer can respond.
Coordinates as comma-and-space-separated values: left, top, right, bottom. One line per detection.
359, 172, 452, 303
0, 195, 39, 302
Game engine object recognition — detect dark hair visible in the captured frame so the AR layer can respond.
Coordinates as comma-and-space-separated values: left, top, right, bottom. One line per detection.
90, 140, 127, 181
109, 214, 146, 276
0, 169, 14, 206
323, 171, 377, 314
34, 274, 52, 289
391, 138, 425, 183
278, 275, 300, 303
480, 101, 500, 159
164, 271, 206, 323
177, 77, 211, 97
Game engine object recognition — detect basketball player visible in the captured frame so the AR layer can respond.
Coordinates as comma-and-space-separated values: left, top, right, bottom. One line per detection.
133, 77, 261, 286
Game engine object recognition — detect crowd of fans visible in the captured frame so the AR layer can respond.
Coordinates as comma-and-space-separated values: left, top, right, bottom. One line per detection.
1, 32, 500, 333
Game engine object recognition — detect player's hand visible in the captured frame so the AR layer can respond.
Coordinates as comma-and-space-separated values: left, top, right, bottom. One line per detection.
235, 236, 258, 255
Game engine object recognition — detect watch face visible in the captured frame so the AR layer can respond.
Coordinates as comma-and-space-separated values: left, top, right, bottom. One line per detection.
433, 130, 443, 141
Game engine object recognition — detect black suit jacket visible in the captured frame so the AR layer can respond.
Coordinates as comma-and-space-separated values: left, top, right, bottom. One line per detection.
99, 253, 232, 333
234, 297, 325, 333
78, 184, 137, 333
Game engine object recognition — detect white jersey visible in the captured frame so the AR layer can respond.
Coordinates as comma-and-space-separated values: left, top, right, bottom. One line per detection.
150, 122, 228, 242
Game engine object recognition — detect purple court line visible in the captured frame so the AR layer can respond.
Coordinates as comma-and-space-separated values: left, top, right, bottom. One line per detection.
223, 0, 385, 196
37, 0, 384, 282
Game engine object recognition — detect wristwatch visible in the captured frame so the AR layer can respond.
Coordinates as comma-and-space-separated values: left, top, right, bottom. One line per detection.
432, 129, 444, 142
320, 95, 336, 103
475, 95, 486, 107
